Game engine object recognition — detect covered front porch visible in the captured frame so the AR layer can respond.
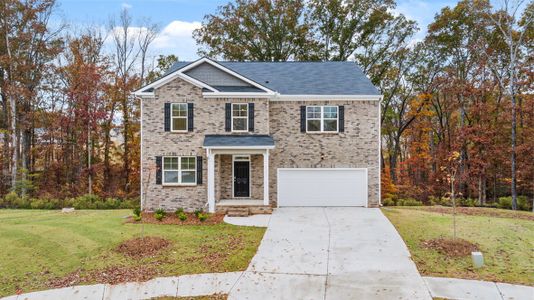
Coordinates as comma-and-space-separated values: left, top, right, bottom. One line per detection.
203, 135, 275, 213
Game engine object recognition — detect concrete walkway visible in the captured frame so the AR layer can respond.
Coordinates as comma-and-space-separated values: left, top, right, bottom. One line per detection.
228, 207, 432, 299
2, 272, 242, 300
423, 276, 534, 300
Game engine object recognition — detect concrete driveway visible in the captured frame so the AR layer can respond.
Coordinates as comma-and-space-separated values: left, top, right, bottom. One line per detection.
228, 207, 431, 300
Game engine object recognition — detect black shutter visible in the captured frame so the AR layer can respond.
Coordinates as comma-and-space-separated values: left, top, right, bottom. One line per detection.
339, 105, 345, 132
155, 156, 162, 184
196, 156, 203, 184
187, 103, 194, 132
225, 103, 231, 132
300, 106, 306, 133
248, 103, 254, 132
164, 103, 171, 132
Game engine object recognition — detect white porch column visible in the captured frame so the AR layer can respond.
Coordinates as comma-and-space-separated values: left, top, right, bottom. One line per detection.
207, 149, 216, 213
263, 150, 269, 206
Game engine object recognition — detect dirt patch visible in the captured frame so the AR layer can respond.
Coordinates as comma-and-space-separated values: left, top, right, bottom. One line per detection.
48, 265, 158, 288
116, 236, 171, 258
127, 212, 225, 225
420, 206, 534, 221
422, 238, 479, 257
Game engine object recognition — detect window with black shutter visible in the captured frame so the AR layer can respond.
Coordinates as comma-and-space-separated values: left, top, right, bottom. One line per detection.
300, 106, 306, 133
196, 156, 203, 184
339, 105, 345, 132
248, 103, 254, 132
225, 103, 231, 132
164, 103, 171, 132
187, 103, 194, 132
155, 156, 162, 184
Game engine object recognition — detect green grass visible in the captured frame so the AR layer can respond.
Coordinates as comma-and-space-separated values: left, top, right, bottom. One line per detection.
382, 207, 534, 285
0, 210, 265, 297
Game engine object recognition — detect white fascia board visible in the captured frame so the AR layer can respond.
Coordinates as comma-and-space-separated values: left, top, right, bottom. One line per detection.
133, 69, 218, 95
133, 92, 156, 98
203, 145, 275, 150
181, 57, 275, 94
271, 94, 383, 101
202, 92, 273, 98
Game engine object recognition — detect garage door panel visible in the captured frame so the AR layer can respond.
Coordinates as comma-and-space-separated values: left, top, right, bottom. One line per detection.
278, 169, 367, 207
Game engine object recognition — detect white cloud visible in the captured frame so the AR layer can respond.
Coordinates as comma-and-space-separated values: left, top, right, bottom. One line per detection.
121, 3, 132, 10
151, 20, 202, 60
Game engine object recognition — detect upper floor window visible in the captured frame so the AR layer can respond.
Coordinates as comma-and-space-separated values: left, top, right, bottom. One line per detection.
163, 156, 197, 185
232, 103, 248, 132
306, 106, 338, 132
171, 103, 188, 131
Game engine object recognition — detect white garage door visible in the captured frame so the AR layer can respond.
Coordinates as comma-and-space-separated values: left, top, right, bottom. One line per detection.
277, 168, 368, 207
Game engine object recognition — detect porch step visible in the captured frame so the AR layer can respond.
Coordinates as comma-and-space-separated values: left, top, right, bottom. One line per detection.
217, 205, 273, 216
226, 208, 250, 217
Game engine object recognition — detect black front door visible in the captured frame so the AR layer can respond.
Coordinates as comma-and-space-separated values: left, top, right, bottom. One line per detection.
234, 161, 250, 197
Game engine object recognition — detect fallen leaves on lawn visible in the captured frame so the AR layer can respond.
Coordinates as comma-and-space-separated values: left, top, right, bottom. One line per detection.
422, 237, 479, 257
116, 236, 171, 258
48, 265, 158, 288
419, 206, 534, 221
127, 212, 225, 225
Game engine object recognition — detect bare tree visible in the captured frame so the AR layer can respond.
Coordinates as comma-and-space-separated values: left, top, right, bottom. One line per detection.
488, 0, 533, 210
137, 18, 158, 86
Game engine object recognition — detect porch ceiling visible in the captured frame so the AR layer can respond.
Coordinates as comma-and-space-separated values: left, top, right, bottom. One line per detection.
203, 135, 275, 149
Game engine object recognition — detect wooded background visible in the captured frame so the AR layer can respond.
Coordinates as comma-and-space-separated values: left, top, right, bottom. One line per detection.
0, 0, 532, 209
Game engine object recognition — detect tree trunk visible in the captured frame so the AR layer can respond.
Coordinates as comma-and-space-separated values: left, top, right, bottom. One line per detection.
122, 93, 130, 193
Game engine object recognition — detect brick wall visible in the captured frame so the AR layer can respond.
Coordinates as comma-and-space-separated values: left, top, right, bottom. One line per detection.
142, 76, 380, 211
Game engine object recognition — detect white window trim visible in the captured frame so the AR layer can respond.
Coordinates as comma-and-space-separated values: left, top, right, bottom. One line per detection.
231, 103, 249, 132
171, 103, 188, 132
162, 156, 197, 186
306, 106, 339, 133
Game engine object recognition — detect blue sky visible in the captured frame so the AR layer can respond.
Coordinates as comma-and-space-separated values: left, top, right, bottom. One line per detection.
53, 0, 471, 60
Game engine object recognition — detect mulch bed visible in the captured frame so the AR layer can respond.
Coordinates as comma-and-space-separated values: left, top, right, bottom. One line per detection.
48, 265, 159, 288
420, 206, 534, 221
422, 237, 479, 257
116, 236, 171, 258
126, 212, 225, 225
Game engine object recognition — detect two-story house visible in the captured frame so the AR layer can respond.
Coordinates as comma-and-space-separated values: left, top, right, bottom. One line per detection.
134, 57, 381, 214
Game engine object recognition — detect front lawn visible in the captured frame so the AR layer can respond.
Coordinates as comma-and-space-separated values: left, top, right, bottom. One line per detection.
0, 210, 265, 297
382, 207, 534, 286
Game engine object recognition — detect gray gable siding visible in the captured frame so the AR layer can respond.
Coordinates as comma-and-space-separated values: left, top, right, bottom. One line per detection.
166, 60, 380, 96
184, 62, 251, 87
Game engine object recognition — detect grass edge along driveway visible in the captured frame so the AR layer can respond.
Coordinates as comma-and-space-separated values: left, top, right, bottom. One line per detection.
0, 209, 265, 297
382, 207, 534, 286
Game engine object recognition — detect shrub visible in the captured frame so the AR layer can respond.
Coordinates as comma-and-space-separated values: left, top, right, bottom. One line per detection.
178, 212, 187, 221
459, 198, 476, 207
13, 196, 31, 209
133, 207, 141, 217
119, 198, 139, 209
498, 196, 532, 211
194, 208, 203, 217
154, 208, 166, 221
382, 198, 395, 206
133, 215, 142, 222
155, 212, 164, 221
198, 213, 208, 222
429, 196, 450, 206
4, 191, 19, 208
397, 198, 423, 206
175, 207, 184, 215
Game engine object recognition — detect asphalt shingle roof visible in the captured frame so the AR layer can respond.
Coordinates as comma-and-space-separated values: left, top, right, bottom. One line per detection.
203, 135, 275, 148
167, 60, 380, 95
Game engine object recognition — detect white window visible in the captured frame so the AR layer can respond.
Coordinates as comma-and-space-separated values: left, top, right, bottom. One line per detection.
306, 106, 338, 132
171, 103, 188, 131
163, 156, 196, 185
232, 103, 248, 132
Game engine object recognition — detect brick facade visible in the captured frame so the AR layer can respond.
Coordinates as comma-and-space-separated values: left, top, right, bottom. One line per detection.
141, 77, 380, 211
